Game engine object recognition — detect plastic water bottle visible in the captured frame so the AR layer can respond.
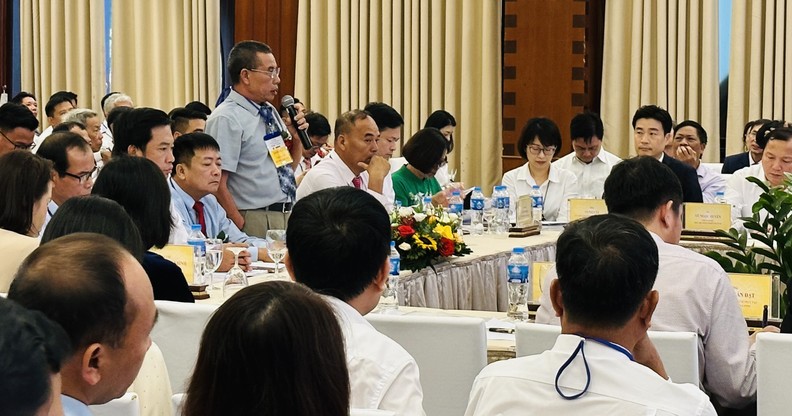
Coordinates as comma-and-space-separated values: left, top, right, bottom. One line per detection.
506, 247, 530, 321
380, 241, 401, 310
187, 224, 207, 285
422, 196, 434, 214
494, 185, 510, 233
530, 185, 544, 224
714, 191, 726, 204
448, 190, 463, 215
469, 186, 485, 235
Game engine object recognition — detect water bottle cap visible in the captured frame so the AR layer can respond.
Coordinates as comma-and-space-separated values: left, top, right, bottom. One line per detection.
423, 196, 432, 202
716, 191, 724, 195
452, 190, 460, 196
512, 247, 525, 254
532, 185, 540, 189
191, 224, 201, 231
390, 241, 396, 247
474, 186, 481, 191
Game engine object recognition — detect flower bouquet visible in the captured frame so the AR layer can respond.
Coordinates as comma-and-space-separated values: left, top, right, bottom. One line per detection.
390, 204, 473, 272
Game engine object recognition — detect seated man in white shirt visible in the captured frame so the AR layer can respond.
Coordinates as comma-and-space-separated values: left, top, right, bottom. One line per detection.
364, 102, 405, 172
726, 126, 792, 228
294, 111, 331, 183
285, 187, 425, 415
552, 112, 621, 198
670, 120, 726, 202
467, 214, 716, 416
536, 156, 779, 410
171, 132, 273, 270
296, 109, 394, 209
34, 92, 75, 151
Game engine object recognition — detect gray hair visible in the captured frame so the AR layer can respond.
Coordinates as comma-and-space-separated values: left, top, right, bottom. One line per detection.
102, 93, 133, 116
63, 108, 98, 126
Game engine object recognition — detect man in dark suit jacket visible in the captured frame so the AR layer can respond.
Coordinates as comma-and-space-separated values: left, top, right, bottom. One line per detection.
632, 105, 703, 202
722, 119, 769, 174
722, 152, 750, 174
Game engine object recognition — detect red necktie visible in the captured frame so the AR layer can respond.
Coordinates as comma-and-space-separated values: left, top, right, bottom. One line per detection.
352, 176, 362, 189
193, 201, 207, 236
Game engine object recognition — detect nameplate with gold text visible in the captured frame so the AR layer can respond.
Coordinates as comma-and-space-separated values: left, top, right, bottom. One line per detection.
683, 203, 731, 231
568, 198, 608, 222
727, 273, 772, 319
151, 244, 195, 284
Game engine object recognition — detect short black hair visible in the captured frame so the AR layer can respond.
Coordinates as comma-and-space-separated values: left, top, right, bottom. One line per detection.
44, 92, 74, 118
0, 151, 53, 235
93, 157, 173, 249
517, 117, 562, 160
106, 106, 134, 132
632, 105, 674, 135
556, 214, 658, 328
674, 120, 708, 145
9, 233, 131, 350
0, 297, 72, 416
424, 110, 457, 152
402, 128, 448, 174
52, 120, 87, 134
570, 112, 604, 144
173, 132, 221, 171
0, 102, 39, 132
756, 120, 787, 150
10, 91, 36, 104
364, 102, 404, 131
42, 195, 146, 261
765, 127, 792, 146
169, 107, 208, 134
185, 101, 212, 116
287, 187, 391, 301
305, 112, 331, 137
111, 107, 172, 157
228, 40, 273, 85
603, 156, 683, 223
36, 131, 92, 176
742, 119, 771, 142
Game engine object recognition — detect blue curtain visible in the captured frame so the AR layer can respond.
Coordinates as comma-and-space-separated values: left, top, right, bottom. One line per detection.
10, 0, 21, 94
216, 0, 235, 107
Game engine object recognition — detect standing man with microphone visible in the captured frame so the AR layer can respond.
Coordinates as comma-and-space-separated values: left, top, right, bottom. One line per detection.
206, 40, 309, 237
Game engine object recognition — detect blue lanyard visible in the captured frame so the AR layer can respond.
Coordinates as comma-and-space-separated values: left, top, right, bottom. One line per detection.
554, 336, 634, 400
245, 98, 283, 140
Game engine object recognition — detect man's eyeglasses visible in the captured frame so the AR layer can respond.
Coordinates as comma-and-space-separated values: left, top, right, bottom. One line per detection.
63, 165, 97, 184
527, 144, 556, 156
247, 67, 281, 79
1, 130, 36, 151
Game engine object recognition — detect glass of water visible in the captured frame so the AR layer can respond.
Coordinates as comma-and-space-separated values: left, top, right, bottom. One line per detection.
266, 229, 287, 280
204, 239, 223, 289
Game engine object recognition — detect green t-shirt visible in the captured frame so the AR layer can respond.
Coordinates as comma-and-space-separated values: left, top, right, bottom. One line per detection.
392, 165, 442, 206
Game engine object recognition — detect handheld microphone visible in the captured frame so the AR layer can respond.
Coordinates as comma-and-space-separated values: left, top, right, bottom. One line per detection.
281, 95, 313, 150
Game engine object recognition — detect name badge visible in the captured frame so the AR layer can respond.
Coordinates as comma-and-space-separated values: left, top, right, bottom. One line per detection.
683, 203, 731, 231
568, 198, 608, 221
151, 245, 195, 284
264, 131, 294, 168
727, 273, 773, 319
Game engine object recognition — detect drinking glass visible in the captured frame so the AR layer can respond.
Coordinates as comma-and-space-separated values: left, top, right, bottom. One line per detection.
482, 206, 496, 235
223, 246, 249, 298
266, 229, 288, 280
204, 239, 223, 289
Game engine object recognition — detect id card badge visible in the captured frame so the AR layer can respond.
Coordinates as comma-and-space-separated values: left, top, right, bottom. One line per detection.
264, 130, 294, 167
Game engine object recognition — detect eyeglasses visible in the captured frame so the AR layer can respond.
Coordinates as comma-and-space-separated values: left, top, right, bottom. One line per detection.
527, 144, 556, 156
63, 165, 97, 184
247, 67, 281, 79
1, 130, 36, 151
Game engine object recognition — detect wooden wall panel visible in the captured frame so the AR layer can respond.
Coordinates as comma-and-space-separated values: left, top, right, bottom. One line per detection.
501, 0, 593, 173
234, 0, 299, 106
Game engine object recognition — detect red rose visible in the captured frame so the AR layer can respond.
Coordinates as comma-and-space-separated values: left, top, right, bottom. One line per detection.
438, 237, 455, 256
397, 225, 416, 238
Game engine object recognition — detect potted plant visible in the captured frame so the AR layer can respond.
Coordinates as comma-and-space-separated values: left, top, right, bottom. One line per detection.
704, 176, 792, 325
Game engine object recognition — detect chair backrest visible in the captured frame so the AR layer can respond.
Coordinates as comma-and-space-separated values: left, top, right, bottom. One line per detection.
171, 393, 185, 416
365, 313, 487, 416
756, 332, 792, 415
151, 300, 218, 393
89, 392, 140, 416
515, 323, 700, 385
349, 409, 397, 416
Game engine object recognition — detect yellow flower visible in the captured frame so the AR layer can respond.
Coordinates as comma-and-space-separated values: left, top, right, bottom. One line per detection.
433, 224, 454, 240
413, 234, 437, 250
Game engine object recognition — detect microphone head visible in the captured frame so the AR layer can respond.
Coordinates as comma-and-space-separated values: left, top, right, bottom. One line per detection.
281, 95, 295, 107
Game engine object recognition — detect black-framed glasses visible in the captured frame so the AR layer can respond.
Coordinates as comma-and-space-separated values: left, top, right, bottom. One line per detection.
527, 144, 556, 155
247, 67, 281, 79
1, 130, 36, 150
63, 165, 97, 184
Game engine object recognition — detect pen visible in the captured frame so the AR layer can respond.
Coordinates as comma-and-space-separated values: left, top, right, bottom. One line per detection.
488, 327, 515, 334
762, 305, 768, 328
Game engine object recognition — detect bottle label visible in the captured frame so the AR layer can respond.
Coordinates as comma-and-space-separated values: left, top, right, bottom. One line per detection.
449, 203, 463, 214
471, 197, 484, 210
496, 196, 509, 209
531, 195, 543, 208
188, 240, 206, 257
390, 257, 400, 275
508, 263, 529, 283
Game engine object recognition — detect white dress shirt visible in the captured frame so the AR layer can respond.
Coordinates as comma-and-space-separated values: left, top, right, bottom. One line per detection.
61, 394, 93, 416
465, 334, 716, 416
100, 120, 114, 150
326, 297, 426, 415
696, 162, 727, 203
552, 148, 621, 198
31, 126, 53, 153
168, 201, 189, 245
536, 232, 757, 408
725, 164, 767, 229
501, 163, 578, 222
296, 150, 395, 210
388, 156, 407, 174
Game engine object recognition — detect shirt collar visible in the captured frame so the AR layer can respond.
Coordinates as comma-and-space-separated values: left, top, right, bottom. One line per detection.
61, 394, 92, 416
227, 88, 272, 117
328, 150, 365, 186
47, 200, 59, 216
169, 177, 209, 208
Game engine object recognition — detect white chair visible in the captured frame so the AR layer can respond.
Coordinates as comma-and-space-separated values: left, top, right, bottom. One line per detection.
171, 393, 185, 416
151, 300, 218, 393
350, 409, 397, 416
515, 323, 700, 385
365, 313, 487, 416
127, 342, 173, 416
89, 392, 140, 416
756, 332, 792, 415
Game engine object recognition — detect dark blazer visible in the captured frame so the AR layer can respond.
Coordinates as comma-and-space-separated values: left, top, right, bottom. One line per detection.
662, 155, 703, 203
142, 252, 195, 303
722, 152, 750, 174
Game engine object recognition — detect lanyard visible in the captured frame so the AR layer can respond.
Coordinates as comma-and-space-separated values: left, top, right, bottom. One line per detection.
554, 336, 634, 400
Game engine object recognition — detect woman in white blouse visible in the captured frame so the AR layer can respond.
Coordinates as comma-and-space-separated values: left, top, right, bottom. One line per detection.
502, 118, 578, 222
